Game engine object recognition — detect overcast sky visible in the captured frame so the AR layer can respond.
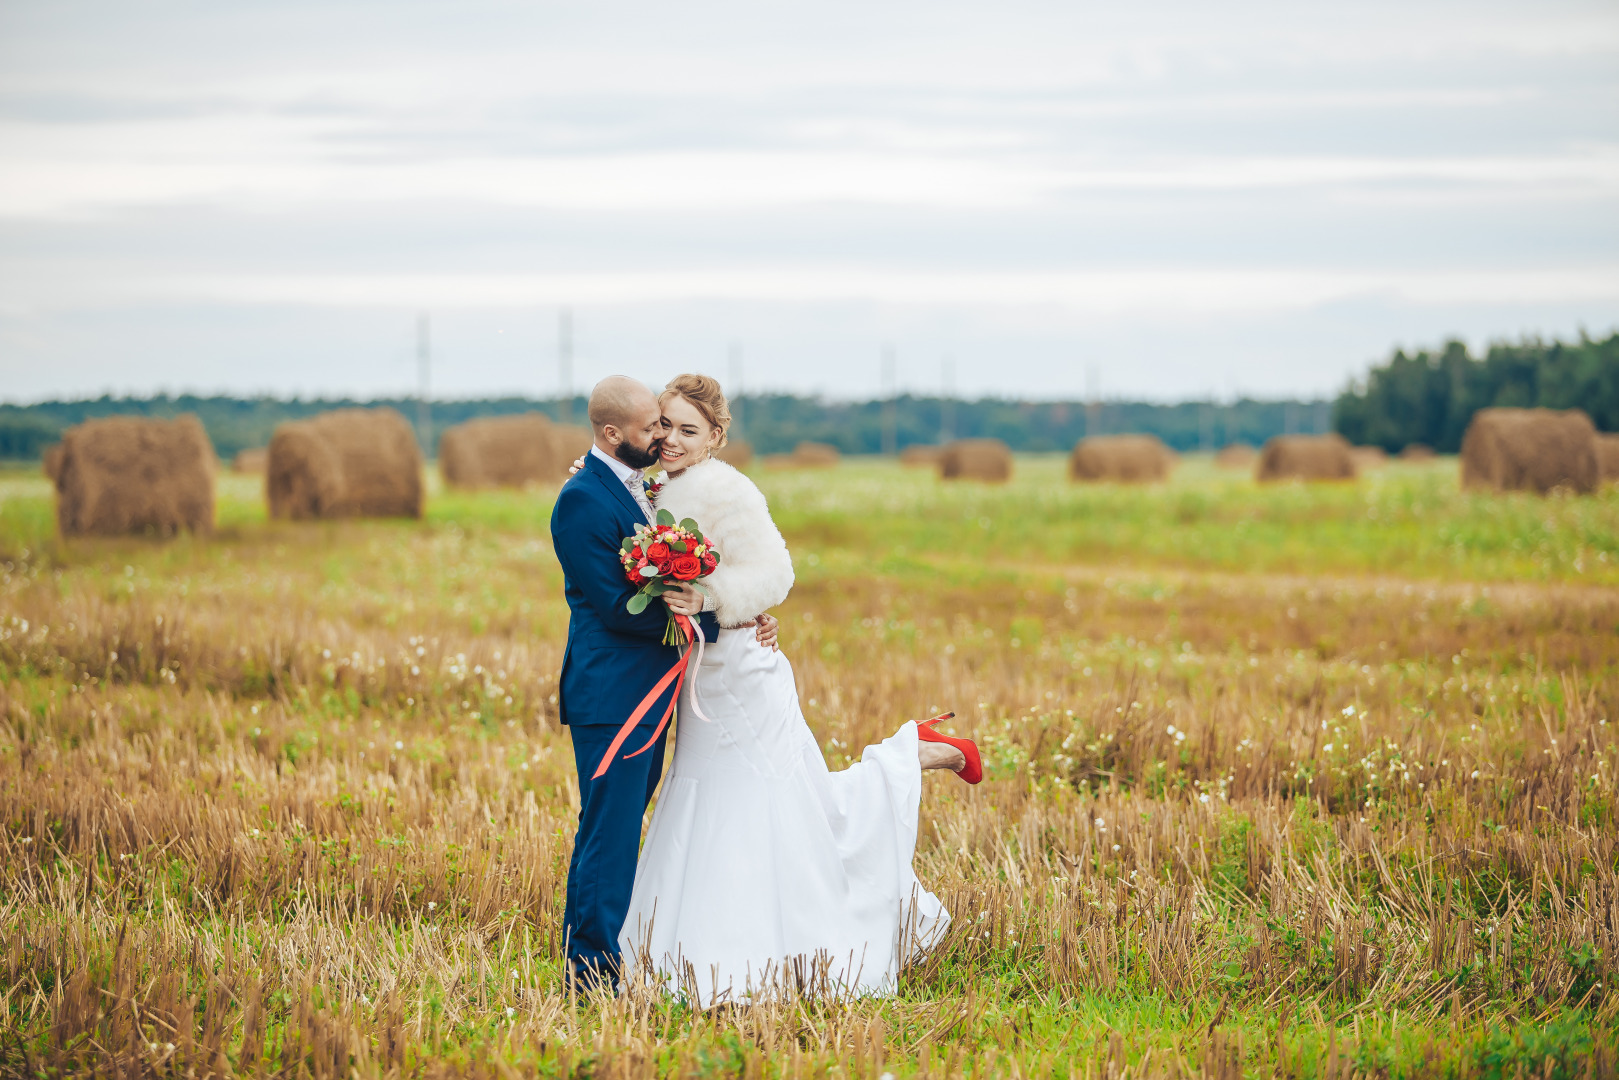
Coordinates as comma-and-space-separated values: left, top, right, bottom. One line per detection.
1, 0, 1615, 402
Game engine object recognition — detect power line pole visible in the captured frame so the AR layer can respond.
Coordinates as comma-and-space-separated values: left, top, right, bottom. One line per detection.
882, 346, 898, 454
416, 312, 432, 454
557, 307, 573, 423
1084, 364, 1101, 439
728, 341, 744, 440
940, 355, 956, 443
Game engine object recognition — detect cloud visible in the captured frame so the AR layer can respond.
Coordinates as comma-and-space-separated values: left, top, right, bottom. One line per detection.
0, 0, 1615, 398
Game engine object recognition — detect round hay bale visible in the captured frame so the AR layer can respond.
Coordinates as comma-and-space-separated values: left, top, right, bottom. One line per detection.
1069, 435, 1174, 483
791, 442, 841, 468
545, 424, 594, 481
42, 442, 64, 481
232, 448, 268, 474
267, 407, 424, 520
1459, 408, 1598, 495
940, 438, 1012, 482
438, 413, 564, 489
1255, 434, 1357, 482
54, 415, 216, 538
1398, 443, 1436, 461
1350, 445, 1388, 470
714, 439, 754, 469
1597, 434, 1619, 486
1214, 443, 1258, 469
900, 445, 943, 468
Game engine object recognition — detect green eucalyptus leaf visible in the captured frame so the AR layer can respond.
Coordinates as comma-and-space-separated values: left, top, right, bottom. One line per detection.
671, 540, 688, 553
626, 593, 650, 614
656, 508, 676, 526
638, 565, 659, 577
679, 518, 700, 534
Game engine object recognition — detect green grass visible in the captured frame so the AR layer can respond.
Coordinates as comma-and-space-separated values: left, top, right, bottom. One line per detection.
0, 456, 1615, 1078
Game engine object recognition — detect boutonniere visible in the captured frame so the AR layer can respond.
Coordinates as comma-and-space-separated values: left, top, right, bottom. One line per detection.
643, 471, 667, 501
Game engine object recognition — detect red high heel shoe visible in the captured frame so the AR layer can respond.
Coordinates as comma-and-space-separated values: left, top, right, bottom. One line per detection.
917, 712, 982, 785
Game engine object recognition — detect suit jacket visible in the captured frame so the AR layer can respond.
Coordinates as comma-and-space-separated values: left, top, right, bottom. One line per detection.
551, 451, 720, 728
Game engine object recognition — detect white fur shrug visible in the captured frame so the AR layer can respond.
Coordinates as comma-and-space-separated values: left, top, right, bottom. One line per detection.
653, 459, 794, 628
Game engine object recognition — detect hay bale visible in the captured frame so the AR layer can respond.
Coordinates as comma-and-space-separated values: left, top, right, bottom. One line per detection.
42, 443, 63, 481
714, 439, 754, 469
1597, 434, 1619, 486
900, 445, 943, 468
791, 442, 841, 468
1255, 434, 1357, 482
1069, 435, 1175, 483
1350, 446, 1388, 470
438, 413, 570, 489
940, 438, 1012, 482
1459, 408, 1598, 495
54, 415, 215, 538
546, 424, 594, 478
233, 448, 268, 474
1398, 443, 1436, 461
1215, 443, 1257, 469
267, 407, 423, 520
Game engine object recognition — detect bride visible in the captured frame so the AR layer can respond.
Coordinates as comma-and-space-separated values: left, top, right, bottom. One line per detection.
610, 374, 981, 1005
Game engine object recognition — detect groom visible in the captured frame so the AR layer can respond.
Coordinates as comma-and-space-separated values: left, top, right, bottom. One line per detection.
551, 375, 776, 989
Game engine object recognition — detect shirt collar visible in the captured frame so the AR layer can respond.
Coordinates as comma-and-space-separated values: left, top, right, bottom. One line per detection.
589, 443, 642, 486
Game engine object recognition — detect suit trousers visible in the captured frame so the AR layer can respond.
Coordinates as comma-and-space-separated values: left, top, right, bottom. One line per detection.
563, 722, 669, 985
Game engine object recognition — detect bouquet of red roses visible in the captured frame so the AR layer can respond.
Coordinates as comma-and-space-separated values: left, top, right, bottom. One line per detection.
620, 508, 720, 645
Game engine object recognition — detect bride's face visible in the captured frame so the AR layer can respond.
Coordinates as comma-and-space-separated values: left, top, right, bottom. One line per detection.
658, 394, 721, 471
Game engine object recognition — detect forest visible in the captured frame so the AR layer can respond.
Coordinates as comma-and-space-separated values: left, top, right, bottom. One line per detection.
1332, 331, 1619, 451
3, 331, 1614, 461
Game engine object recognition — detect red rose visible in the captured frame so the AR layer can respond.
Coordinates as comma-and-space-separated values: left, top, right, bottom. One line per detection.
630, 545, 643, 559
700, 552, 717, 574
670, 553, 702, 581
646, 541, 671, 561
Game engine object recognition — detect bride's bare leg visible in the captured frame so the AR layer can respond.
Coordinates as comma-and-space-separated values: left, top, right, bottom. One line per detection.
918, 740, 966, 772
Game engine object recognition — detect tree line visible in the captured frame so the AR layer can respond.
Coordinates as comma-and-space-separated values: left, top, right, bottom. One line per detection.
5, 329, 1609, 463
1331, 331, 1619, 453
0, 393, 1331, 461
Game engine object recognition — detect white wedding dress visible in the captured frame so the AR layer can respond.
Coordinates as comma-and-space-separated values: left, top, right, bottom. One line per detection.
617, 458, 950, 1004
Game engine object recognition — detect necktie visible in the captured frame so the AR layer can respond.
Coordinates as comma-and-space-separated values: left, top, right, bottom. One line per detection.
629, 474, 654, 523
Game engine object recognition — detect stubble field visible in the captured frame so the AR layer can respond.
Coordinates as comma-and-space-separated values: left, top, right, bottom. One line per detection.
1, 456, 1616, 1078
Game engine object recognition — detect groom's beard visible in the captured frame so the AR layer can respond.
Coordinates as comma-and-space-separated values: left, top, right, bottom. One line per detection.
615, 439, 662, 470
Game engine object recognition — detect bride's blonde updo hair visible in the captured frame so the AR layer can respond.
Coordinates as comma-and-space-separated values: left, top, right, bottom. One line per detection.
659, 374, 731, 450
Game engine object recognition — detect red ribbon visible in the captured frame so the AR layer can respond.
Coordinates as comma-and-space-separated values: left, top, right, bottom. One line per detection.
591, 613, 700, 779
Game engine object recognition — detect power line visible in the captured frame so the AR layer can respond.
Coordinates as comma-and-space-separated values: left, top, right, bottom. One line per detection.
416, 312, 431, 453
880, 344, 897, 456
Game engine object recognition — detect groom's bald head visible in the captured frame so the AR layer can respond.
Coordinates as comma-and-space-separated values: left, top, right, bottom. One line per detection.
588, 375, 657, 437
588, 376, 664, 468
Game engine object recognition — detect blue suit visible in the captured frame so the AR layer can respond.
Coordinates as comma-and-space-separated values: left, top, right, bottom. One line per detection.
550, 451, 718, 983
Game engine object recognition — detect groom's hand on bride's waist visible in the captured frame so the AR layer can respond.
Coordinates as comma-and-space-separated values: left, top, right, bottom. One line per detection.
750, 613, 779, 651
